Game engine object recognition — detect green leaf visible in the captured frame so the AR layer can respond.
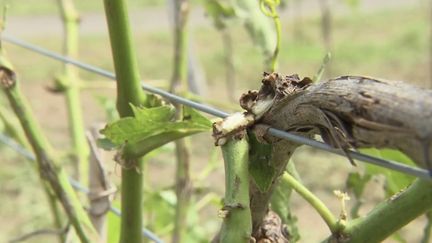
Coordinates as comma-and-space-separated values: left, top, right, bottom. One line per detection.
271, 162, 301, 242
182, 105, 213, 128
131, 104, 175, 122
143, 190, 176, 236
360, 148, 416, 195
248, 132, 276, 192
346, 172, 372, 199
95, 96, 119, 122
100, 104, 212, 155
96, 138, 117, 151
203, 0, 236, 29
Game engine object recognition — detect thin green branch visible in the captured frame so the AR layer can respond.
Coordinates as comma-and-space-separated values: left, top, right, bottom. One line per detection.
421, 211, 432, 243
103, 0, 146, 116
219, 133, 252, 242
313, 52, 331, 82
56, 0, 90, 186
170, 0, 189, 93
0, 106, 28, 146
0, 101, 64, 242
326, 179, 432, 243
0, 57, 98, 242
270, 162, 301, 242
170, 0, 191, 241
173, 138, 191, 242
282, 172, 338, 233
102, 0, 147, 242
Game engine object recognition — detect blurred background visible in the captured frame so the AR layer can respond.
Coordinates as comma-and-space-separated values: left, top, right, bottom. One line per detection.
0, 0, 430, 242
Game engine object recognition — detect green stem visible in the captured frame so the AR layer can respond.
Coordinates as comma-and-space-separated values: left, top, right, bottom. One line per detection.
170, 0, 191, 241
102, 1, 147, 242
421, 211, 432, 243
0, 109, 64, 241
56, 0, 90, 186
282, 172, 338, 233
327, 179, 432, 243
270, 162, 301, 242
45, 190, 65, 242
270, 11, 281, 72
313, 52, 331, 82
0, 106, 28, 146
173, 138, 191, 242
0, 65, 98, 242
103, 0, 146, 116
170, 0, 189, 93
219, 134, 252, 243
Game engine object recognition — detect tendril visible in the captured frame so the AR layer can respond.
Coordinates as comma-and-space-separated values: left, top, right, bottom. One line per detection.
259, 0, 281, 72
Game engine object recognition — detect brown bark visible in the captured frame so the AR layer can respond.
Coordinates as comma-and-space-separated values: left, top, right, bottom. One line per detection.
87, 128, 113, 240
243, 73, 432, 233
260, 74, 432, 168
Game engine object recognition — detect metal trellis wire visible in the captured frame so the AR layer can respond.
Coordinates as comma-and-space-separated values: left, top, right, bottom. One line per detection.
1, 34, 431, 181
0, 133, 164, 243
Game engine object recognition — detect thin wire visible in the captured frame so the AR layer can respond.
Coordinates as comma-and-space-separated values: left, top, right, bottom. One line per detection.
0, 133, 164, 243
1, 34, 431, 180
1, 35, 228, 118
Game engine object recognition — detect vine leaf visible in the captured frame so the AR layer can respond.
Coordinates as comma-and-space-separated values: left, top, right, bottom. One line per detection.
100, 104, 212, 147
203, 0, 236, 29
360, 148, 416, 195
346, 172, 371, 199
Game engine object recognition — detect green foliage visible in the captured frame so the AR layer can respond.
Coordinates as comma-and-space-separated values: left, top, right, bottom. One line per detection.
95, 96, 119, 122
107, 207, 121, 243
360, 148, 416, 195
346, 172, 372, 218
271, 163, 300, 242
239, 5, 276, 60
346, 172, 371, 199
345, 148, 418, 241
100, 104, 212, 146
143, 188, 220, 242
347, 148, 416, 222
248, 133, 276, 192
203, 0, 235, 29
144, 190, 176, 236
259, 0, 281, 70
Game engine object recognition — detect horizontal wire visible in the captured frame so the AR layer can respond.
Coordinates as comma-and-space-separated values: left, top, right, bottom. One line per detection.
1, 34, 430, 180
0, 133, 164, 243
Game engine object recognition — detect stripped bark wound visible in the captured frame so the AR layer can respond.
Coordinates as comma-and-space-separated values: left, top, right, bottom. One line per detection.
259, 74, 432, 168
254, 210, 289, 243
245, 73, 432, 234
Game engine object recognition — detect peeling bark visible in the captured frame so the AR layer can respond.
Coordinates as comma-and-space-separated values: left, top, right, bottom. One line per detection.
260, 74, 432, 169
214, 73, 432, 238
253, 210, 289, 243
243, 73, 432, 234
